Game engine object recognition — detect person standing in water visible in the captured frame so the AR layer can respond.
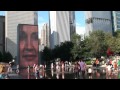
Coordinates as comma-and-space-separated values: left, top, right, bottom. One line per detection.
88, 67, 92, 79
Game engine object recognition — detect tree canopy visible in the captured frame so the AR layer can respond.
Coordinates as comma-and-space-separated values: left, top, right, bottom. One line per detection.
41, 30, 120, 63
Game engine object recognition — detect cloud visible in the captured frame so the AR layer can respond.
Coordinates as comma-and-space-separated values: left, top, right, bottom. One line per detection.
38, 15, 45, 22
76, 22, 80, 26
76, 22, 85, 36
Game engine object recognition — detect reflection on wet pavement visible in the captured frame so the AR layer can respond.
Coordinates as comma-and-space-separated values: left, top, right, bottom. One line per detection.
18, 68, 106, 79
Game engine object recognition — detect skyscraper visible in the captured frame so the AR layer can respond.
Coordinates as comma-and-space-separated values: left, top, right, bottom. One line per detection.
49, 11, 70, 49
85, 11, 113, 36
69, 11, 76, 39
41, 23, 50, 47
5, 11, 38, 58
112, 11, 120, 32
0, 16, 5, 53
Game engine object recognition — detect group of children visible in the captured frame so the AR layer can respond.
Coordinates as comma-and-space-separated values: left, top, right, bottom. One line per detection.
32, 64, 46, 79
106, 58, 120, 79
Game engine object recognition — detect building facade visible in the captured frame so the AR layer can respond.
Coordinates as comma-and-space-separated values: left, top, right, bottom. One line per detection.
0, 16, 5, 53
41, 23, 50, 47
85, 11, 113, 36
49, 11, 70, 49
112, 11, 120, 32
5, 11, 38, 58
69, 11, 76, 39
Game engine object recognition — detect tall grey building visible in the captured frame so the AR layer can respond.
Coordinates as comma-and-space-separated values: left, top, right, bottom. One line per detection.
5, 11, 38, 58
112, 11, 120, 32
85, 11, 113, 36
69, 11, 76, 39
0, 16, 5, 53
41, 23, 50, 47
49, 11, 70, 49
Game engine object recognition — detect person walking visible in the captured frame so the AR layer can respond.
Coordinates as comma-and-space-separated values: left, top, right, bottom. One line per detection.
78, 61, 81, 76
33, 64, 36, 73
88, 67, 92, 79
27, 65, 30, 79
96, 59, 99, 68
74, 62, 79, 79
35, 65, 39, 79
16, 65, 19, 74
80, 60, 86, 79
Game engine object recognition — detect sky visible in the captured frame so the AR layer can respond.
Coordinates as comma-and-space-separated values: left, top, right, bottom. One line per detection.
0, 11, 5, 15
38, 11, 85, 37
0, 11, 85, 37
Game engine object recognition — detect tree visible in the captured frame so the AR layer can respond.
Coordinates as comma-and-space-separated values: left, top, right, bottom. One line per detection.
59, 41, 73, 61
104, 32, 115, 54
113, 30, 120, 54
0, 52, 3, 62
71, 33, 81, 60
115, 37, 120, 54
87, 30, 107, 57
52, 41, 74, 62
1, 52, 13, 63
52, 45, 60, 59
114, 30, 120, 37
42, 47, 52, 64
105, 31, 120, 54
80, 37, 91, 58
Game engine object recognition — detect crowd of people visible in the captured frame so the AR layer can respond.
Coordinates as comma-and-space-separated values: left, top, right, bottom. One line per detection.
50, 59, 105, 79
0, 57, 109, 79
8, 58, 101, 79
106, 57, 120, 79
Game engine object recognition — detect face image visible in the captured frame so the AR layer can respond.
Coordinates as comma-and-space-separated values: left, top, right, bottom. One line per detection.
19, 25, 38, 68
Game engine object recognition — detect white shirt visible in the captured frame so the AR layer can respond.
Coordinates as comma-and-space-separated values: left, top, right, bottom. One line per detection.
35, 66, 39, 73
88, 68, 92, 73
56, 65, 59, 70
107, 65, 111, 71
51, 63, 53, 69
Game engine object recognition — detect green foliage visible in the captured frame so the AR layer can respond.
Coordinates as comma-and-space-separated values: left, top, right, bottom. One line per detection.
105, 30, 120, 54
2, 52, 13, 63
42, 41, 74, 62
71, 33, 81, 44
42, 47, 52, 63
71, 34, 81, 59
114, 30, 120, 37
53, 41, 74, 61
0, 52, 3, 62
85, 30, 108, 57
41, 30, 120, 62
0, 52, 13, 63
85, 60, 92, 65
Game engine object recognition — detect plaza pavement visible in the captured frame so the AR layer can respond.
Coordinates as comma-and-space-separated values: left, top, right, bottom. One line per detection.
7, 64, 106, 79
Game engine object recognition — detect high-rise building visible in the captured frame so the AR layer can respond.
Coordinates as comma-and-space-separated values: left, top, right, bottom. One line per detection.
0, 16, 5, 53
112, 11, 120, 32
39, 38, 41, 45
41, 23, 50, 47
69, 11, 76, 39
5, 11, 38, 58
49, 11, 70, 49
85, 11, 113, 36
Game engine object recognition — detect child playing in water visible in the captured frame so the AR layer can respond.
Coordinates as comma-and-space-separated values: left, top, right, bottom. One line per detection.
88, 67, 92, 79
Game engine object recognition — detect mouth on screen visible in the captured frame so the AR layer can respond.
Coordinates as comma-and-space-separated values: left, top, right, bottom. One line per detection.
22, 54, 36, 61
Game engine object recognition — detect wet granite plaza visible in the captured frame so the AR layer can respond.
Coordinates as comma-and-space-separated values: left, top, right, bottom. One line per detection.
7, 66, 106, 79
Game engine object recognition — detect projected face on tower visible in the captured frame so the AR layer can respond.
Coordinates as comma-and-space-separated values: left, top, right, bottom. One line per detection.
18, 24, 38, 68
